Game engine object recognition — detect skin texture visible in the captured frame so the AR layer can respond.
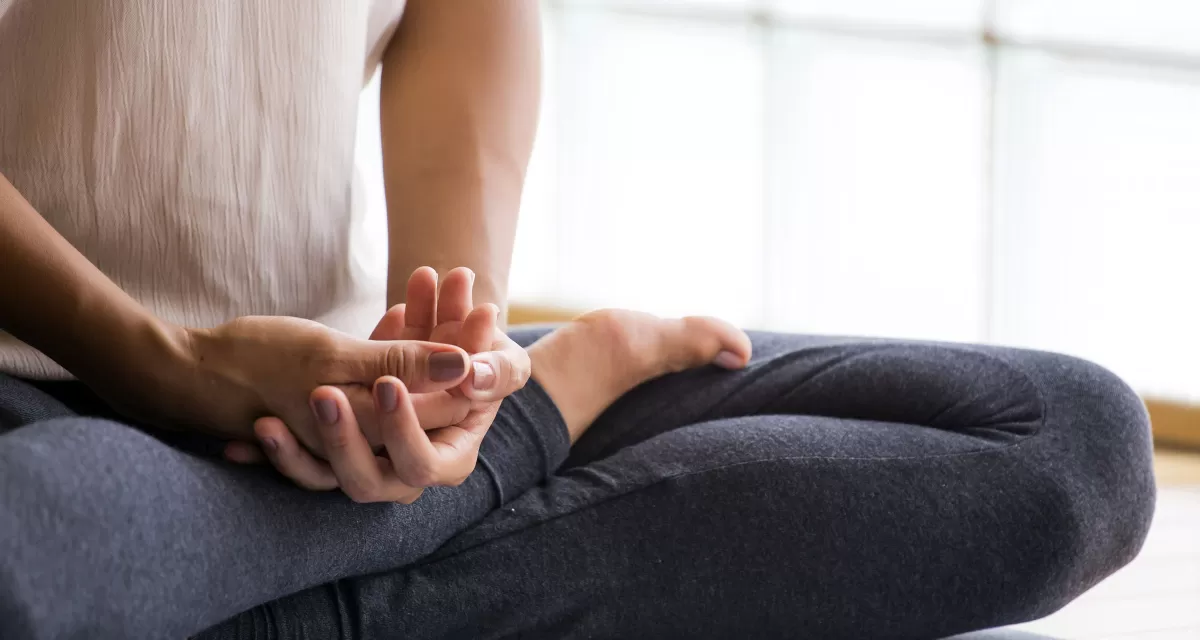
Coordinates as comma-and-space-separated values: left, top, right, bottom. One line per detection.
379, 0, 542, 322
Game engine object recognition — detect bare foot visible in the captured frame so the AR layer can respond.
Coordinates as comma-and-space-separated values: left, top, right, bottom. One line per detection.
527, 309, 752, 443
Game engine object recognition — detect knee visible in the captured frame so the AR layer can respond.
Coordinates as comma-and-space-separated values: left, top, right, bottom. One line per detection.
1021, 350, 1154, 507
1005, 351, 1155, 615
0, 419, 161, 637
0, 417, 173, 536
1, 415, 156, 487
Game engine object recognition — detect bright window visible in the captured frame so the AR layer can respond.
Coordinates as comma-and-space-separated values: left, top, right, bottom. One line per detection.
357, 0, 1200, 402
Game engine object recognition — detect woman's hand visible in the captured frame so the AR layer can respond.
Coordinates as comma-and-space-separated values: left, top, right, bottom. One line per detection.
97, 315, 472, 457
374, 266, 531, 408
372, 268, 532, 468
246, 376, 468, 504
228, 267, 531, 503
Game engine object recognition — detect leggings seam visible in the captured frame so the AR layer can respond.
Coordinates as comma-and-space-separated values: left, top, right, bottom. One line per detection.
475, 454, 506, 506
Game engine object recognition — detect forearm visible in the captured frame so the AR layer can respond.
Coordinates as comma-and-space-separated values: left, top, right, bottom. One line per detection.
383, 170, 520, 316
0, 171, 182, 383
378, 0, 541, 324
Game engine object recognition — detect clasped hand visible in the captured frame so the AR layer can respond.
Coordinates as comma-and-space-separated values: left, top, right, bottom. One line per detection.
225, 267, 529, 504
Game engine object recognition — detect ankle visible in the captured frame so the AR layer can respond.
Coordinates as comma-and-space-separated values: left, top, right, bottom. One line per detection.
528, 343, 597, 443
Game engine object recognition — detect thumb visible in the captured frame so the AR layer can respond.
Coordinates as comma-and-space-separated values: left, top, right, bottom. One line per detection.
460, 343, 530, 403
342, 339, 470, 393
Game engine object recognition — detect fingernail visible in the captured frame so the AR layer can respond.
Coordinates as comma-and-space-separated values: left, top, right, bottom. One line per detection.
313, 398, 339, 425
377, 380, 399, 413
713, 350, 743, 370
261, 437, 279, 453
430, 352, 467, 382
472, 361, 496, 390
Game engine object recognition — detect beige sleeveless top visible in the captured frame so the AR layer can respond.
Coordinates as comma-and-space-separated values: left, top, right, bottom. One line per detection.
0, 0, 407, 378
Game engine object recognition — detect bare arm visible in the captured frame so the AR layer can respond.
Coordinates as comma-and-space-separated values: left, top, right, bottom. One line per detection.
379, 0, 542, 324
0, 171, 470, 448
0, 171, 184, 388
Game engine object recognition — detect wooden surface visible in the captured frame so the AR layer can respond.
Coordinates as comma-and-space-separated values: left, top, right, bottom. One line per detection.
1006, 450, 1200, 639
1146, 399, 1200, 451
508, 303, 580, 326
1155, 450, 1200, 485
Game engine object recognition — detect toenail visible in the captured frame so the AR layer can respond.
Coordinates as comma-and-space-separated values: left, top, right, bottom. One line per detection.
713, 350, 743, 370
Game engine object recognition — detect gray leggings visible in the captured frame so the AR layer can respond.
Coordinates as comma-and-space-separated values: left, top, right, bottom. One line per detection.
0, 329, 1155, 639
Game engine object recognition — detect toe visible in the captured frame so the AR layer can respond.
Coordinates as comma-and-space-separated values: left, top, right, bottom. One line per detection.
676, 316, 752, 370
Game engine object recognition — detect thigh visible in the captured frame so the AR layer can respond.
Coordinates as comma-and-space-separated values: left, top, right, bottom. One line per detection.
0, 373, 568, 639
205, 337, 1155, 640
560, 331, 1139, 470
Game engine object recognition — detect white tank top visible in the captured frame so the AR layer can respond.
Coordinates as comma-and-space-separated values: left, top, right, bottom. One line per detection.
0, 0, 407, 378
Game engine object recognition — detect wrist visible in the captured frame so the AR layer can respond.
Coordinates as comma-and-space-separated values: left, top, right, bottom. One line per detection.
131, 317, 196, 384
68, 306, 197, 418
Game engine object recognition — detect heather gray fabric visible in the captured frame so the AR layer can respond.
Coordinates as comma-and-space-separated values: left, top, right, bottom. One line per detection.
0, 369, 569, 639
0, 329, 1155, 639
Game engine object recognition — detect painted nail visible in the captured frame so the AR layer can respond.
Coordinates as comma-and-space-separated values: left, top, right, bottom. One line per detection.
429, 352, 467, 382
377, 380, 399, 413
313, 398, 339, 425
472, 361, 496, 390
261, 437, 279, 453
713, 350, 743, 370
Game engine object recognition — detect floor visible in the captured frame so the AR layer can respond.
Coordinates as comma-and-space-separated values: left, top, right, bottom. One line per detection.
1000, 449, 1200, 640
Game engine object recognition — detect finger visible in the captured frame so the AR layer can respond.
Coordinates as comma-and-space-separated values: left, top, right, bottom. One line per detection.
404, 267, 439, 339
458, 303, 498, 353
311, 386, 417, 503
223, 440, 267, 464
339, 383, 385, 448
428, 319, 464, 347
253, 417, 339, 491
375, 377, 473, 487
424, 414, 490, 485
425, 425, 482, 478
374, 457, 425, 504
352, 382, 472, 434
436, 267, 474, 325
369, 304, 407, 341
462, 340, 530, 403
456, 304, 527, 402
338, 338, 470, 392
410, 391, 472, 430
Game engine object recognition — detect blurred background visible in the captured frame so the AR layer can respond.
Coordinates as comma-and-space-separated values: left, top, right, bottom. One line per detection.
356, 0, 1199, 410
366, 6, 1198, 633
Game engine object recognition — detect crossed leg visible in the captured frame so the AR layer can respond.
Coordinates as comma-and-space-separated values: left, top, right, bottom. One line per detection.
201, 328, 1155, 640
